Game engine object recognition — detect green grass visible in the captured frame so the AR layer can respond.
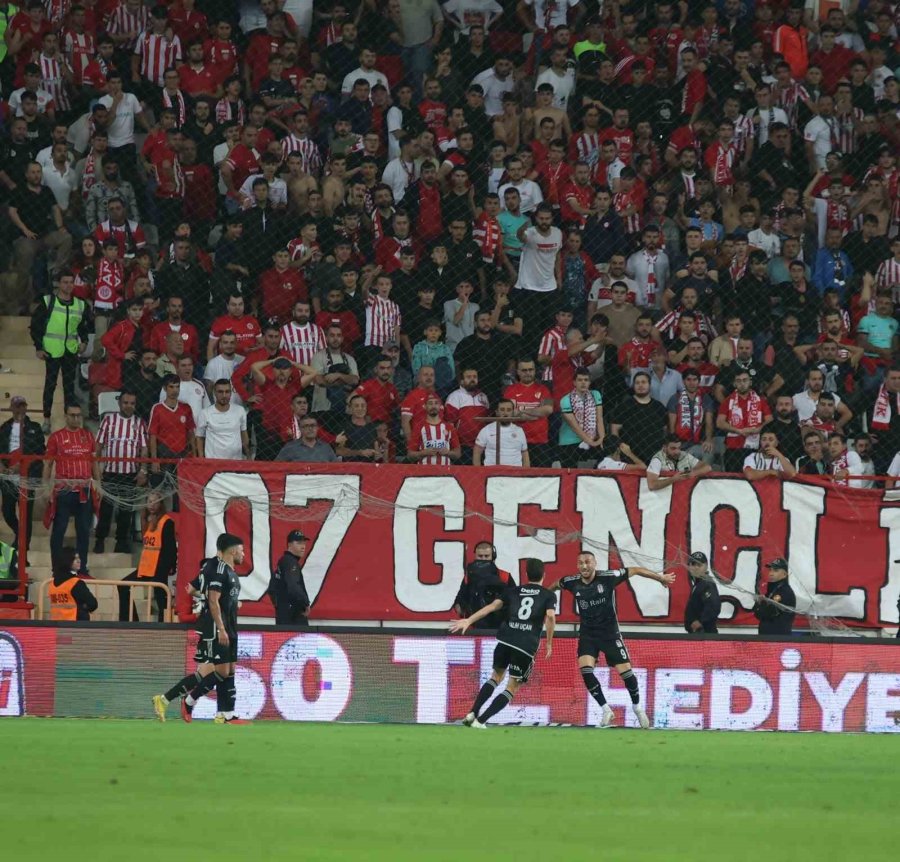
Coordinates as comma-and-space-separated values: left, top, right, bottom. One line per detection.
4, 719, 896, 861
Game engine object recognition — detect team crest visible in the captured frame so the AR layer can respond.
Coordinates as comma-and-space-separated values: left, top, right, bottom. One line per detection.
180, 415, 186, 423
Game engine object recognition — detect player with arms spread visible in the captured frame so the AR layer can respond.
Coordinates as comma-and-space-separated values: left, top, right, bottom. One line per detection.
178, 533, 248, 725
549, 550, 674, 729
449, 558, 556, 729
152, 558, 215, 720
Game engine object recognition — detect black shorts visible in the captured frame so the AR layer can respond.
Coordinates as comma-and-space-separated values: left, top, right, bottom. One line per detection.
577, 631, 630, 667
195, 629, 238, 665
492, 642, 535, 682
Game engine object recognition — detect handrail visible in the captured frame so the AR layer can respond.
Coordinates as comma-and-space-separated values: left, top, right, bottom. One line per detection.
36, 578, 173, 623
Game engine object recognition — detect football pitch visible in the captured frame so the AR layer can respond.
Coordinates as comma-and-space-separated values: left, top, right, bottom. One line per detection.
5, 720, 895, 861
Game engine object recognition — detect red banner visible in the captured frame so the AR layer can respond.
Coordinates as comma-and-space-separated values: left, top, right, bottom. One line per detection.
0, 628, 56, 716
175, 462, 900, 628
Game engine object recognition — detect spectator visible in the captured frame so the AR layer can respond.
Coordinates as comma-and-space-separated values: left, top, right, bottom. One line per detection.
49, 547, 97, 621
149, 295, 200, 363
646, 434, 711, 491
42, 403, 98, 573
596, 435, 646, 473
667, 368, 714, 464
117, 493, 177, 623
335, 394, 380, 463
196, 379, 249, 461
410, 320, 455, 389
444, 367, 490, 465
853, 435, 877, 489
310, 324, 359, 422
203, 332, 242, 402
443, 281, 479, 352
610, 372, 668, 465
856, 291, 899, 395
454, 309, 504, 401
277, 415, 339, 463
796, 429, 829, 476
514, 203, 563, 345
792, 368, 851, 429
828, 432, 864, 489
166, 356, 209, 426
84, 158, 140, 232
761, 395, 805, 466
0, 396, 45, 554
148, 374, 197, 483
30, 272, 90, 434
558, 368, 604, 468
641, 347, 684, 407
100, 298, 143, 392
353, 355, 400, 427
716, 369, 772, 474
94, 390, 147, 555
408, 393, 461, 466
503, 357, 554, 467
473, 399, 529, 467
743, 428, 797, 480
250, 356, 316, 459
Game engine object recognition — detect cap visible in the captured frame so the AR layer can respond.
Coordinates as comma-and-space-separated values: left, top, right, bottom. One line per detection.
10, 395, 27, 406
766, 557, 788, 571
272, 357, 293, 370
688, 551, 708, 565
287, 530, 308, 543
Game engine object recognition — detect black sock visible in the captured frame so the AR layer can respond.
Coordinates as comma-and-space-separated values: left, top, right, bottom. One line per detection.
216, 674, 229, 712
621, 669, 640, 705
164, 671, 201, 703
581, 667, 607, 706
471, 679, 497, 716
226, 674, 236, 713
186, 671, 222, 705
478, 689, 513, 723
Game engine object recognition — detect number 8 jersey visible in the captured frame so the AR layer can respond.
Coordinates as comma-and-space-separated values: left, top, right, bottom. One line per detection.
496, 584, 558, 658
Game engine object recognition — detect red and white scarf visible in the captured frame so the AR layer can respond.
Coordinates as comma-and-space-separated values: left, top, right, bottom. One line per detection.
726, 390, 764, 448
825, 199, 851, 237
711, 143, 735, 187
644, 250, 658, 304
569, 389, 598, 446
674, 390, 704, 443
872, 385, 900, 431
830, 448, 850, 486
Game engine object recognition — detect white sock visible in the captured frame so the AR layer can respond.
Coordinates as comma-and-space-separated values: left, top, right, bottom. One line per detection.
160, 695, 169, 706
223, 711, 235, 720
186, 695, 196, 707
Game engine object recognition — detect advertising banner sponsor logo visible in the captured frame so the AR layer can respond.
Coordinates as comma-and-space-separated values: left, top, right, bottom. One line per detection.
0, 629, 56, 716
176, 462, 900, 628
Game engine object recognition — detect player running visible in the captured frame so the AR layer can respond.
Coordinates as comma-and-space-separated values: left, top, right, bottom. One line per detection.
449, 558, 556, 729
549, 551, 675, 729
174, 533, 248, 724
152, 560, 215, 721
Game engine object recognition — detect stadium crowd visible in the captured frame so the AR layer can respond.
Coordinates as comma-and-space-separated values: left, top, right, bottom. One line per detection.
0, 0, 899, 510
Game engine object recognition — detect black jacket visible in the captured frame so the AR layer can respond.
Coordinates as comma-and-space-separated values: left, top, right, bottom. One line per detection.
0, 416, 46, 477
454, 560, 511, 627
754, 578, 796, 635
268, 551, 310, 610
684, 575, 721, 633
30, 292, 92, 352
53, 571, 98, 621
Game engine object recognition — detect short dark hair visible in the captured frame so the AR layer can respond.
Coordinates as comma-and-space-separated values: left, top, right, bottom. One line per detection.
525, 558, 544, 582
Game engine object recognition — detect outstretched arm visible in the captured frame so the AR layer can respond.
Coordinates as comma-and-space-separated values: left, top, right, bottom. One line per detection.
626, 567, 675, 586
448, 598, 504, 633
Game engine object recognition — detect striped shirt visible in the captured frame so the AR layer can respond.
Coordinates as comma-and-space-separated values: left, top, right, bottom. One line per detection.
774, 81, 809, 128
280, 134, 322, 176
656, 308, 716, 343
161, 88, 188, 125
107, 2, 151, 51
280, 321, 325, 365
833, 108, 862, 154
409, 420, 459, 466
62, 30, 95, 85
134, 30, 182, 87
96, 412, 148, 474
39, 54, 70, 113
538, 326, 566, 383
364, 294, 401, 348
44, 0, 71, 26
728, 113, 754, 158
569, 131, 601, 171
876, 258, 900, 291
215, 98, 246, 125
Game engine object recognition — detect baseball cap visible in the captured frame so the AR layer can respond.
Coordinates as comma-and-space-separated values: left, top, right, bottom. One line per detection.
287, 530, 308, 543
10, 395, 27, 407
766, 557, 788, 571
688, 551, 708, 565
273, 357, 293, 370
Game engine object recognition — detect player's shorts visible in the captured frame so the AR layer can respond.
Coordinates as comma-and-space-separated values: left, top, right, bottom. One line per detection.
196, 629, 238, 665
577, 631, 630, 667
492, 642, 535, 682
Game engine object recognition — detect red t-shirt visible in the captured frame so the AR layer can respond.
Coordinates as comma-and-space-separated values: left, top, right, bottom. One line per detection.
503, 382, 552, 444
46, 428, 95, 481
150, 321, 200, 362
148, 401, 195, 453
354, 378, 399, 423
618, 338, 657, 371
181, 163, 216, 224
177, 62, 220, 97
401, 387, 442, 429
315, 309, 362, 351
259, 267, 308, 325
245, 33, 283, 89
259, 378, 299, 437
560, 181, 594, 226
224, 144, 260, 197
551, 349, 597, 407
168, 6, 208, 46
209, 314, 262, 354
204, 38, 239, 83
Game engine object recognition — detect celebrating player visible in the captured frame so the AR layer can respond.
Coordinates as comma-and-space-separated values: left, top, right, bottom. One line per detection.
549, 551, 675, 729
178, 533, 248, 725
152, 560, 215, 721
449, 558, 556, 729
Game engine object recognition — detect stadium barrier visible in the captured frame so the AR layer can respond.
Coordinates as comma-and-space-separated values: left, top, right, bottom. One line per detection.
1, 622, 899, 732
35, 579, 173, 623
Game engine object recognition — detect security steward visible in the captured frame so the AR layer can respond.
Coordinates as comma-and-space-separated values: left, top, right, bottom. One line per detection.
753, 557, 796, 635
684, 551, 721, 633
453, 541, 513, 629
118, 494, 177, 621
49, 547, 97, 620
269, 530, 312, 626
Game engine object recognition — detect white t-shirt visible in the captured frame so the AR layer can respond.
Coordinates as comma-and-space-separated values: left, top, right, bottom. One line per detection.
386, 105, 405, 161
498, 179, 543, 214
471, 67, 515, 116
239, 173, 288, 208
444, 0, 503, 33
743, 452, 785, 472
160, 378, 209, 426
196, 403, 247, 460
203, 355, 244, 405
597, 457, 627, 471
535, 66, 576, 110
475, 422, 528, 466
516, 225, 562, 293
747, 228, 781, 260
100, 92, 143, 147
525, 0, 579, 30
803, 115, 834, 171
792, 389, 843, 422
280, 0, 314, 37
839, 449, 865, 489
648, 450, 699, 476
887, 452, 900, 480
341, 67, 389, 96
